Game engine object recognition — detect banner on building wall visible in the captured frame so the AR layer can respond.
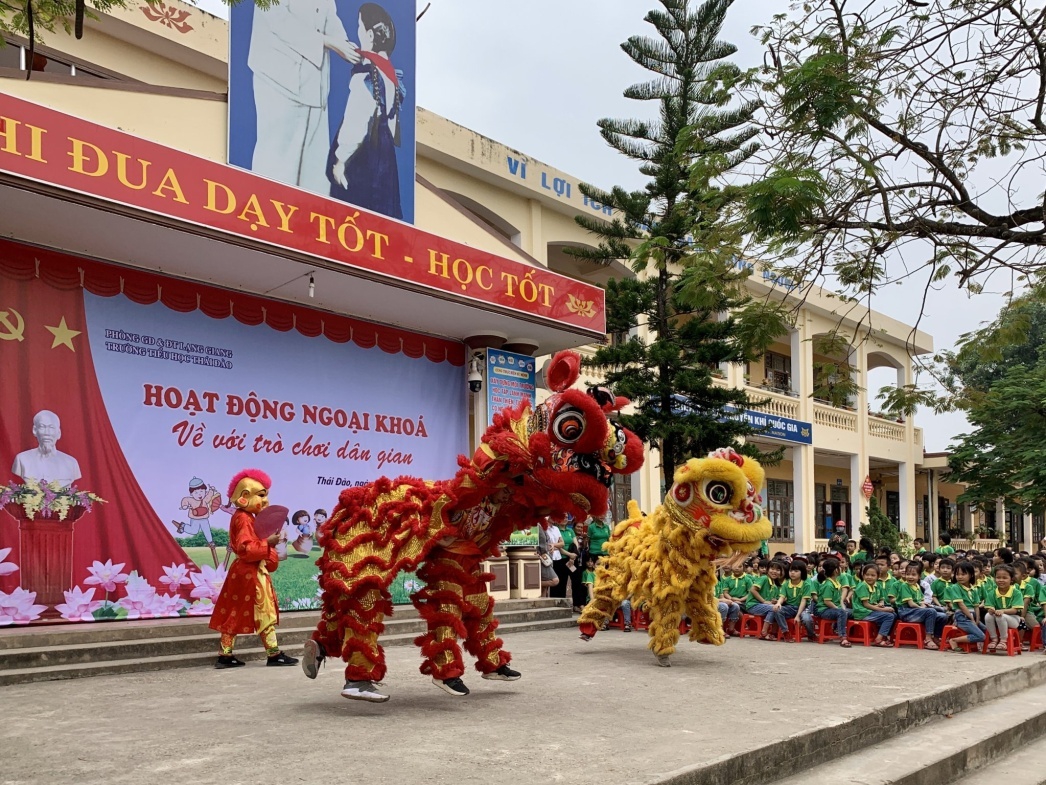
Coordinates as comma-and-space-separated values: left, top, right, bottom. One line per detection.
229, 0, 417, 223
0, 242, 466, 626
485, 348, 536, 427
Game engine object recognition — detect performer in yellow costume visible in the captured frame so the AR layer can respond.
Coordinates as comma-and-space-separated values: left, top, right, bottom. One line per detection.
579, 448, 772, 666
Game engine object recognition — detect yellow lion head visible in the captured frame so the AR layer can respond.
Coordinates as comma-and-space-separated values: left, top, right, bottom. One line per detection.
662, 448, 772, 556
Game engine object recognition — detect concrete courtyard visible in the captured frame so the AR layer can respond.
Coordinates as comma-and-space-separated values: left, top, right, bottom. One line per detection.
3, 626, 1043, 785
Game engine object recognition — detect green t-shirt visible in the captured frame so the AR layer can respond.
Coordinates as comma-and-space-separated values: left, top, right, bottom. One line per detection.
561, 527, 576, 549
839, 572, 856, 589
936, 545, 956, 555
779, 580, 810, 608
587, 521, 612, 555
1030, 582, 1046, 622
722, 575, 752, 601
931, 578, 951, 605
944, 583, 982, 611
983, 586, 1024, 611
581, 569, 595, 586
853, 581, 888, 620
815, 578, 844, 613
894, 582, 925, 608
746, 575, 779, 609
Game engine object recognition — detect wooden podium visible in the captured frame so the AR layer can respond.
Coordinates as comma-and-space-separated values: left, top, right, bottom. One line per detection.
4, 503, 87, 616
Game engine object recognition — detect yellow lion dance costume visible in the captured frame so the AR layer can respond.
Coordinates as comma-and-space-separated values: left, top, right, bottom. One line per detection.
578, 448, 771, 666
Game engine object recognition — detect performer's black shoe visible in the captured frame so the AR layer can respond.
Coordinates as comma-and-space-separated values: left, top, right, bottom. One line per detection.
215, 655, 246, 669
302, 639, 325, 680
266, 651, 299, 666
482, 665, 521, 682
433, 677, 470, 697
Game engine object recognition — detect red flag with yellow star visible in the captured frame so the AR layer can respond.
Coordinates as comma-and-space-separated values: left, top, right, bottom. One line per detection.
0, 243, 195, 614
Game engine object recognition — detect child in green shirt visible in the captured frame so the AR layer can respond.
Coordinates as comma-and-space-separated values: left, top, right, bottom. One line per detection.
936, 533, 955, 556
853, 564, 896, 646
765, 562, 811, 641
581, 556, 597, 606
945, 561, 986, 651
813, 557, 852, 647
983, 564, 1023, 653
752, 561, 785, 638
719, 566, 751, 637
895, 563, 942, 648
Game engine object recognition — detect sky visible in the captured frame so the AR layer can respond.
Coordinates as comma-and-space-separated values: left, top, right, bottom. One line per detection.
199, 0, 1012, 452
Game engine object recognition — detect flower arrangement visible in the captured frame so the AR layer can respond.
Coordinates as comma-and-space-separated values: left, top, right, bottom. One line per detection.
0, 479, 106, 521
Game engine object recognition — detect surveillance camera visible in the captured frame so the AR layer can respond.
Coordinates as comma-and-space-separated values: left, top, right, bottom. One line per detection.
468, 367, 483, 393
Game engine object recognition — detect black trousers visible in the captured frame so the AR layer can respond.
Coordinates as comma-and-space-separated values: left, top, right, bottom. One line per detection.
550, 558, 570, 597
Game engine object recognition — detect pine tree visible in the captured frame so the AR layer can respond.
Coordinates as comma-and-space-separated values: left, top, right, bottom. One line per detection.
571, 0, 788, 489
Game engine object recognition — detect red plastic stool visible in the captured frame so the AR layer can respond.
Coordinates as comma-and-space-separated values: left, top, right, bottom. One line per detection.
987, 627, 1023, 656
607, 609, 626, 630
632, 609, 650, 631
940, 625, 977, 652
816, 617, 840, 644
679, 617, 692, 634
846, 620, 875, 647
893, 621, 925, 649
739, 614, 764, 639
773, 618, 804, 642
1028, 625, 1043, 652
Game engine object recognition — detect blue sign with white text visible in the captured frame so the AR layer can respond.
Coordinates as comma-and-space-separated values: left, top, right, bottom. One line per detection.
738, 409, 813, 445
486, 349, 536, 426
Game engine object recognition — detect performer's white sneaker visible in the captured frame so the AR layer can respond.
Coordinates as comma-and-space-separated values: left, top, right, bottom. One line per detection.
302, 639, 325, 680
341, 680, 390, 703
432, 677, 470, 696
481, 665, 521, 681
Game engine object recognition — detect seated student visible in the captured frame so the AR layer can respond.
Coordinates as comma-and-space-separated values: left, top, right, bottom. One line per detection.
919, 554, 938, 600
913, 538, 927, 556
945, 561, 986, 653
813, 557, 853, 648
931, 557, 955, 627
853, 563, 896, 647
750, 561, 785, 637
893, 563, 942, 649
994, 548, 1015, 566
1018, 558, 1044, 635
838, 554, 856, 607
766, 561, 811, 641
983, 564, 1024, 653
718, 565, 751, 637
936, 533, 956, 556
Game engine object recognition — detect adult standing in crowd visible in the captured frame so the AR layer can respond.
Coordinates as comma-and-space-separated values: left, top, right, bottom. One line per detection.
587, 513, 613, 563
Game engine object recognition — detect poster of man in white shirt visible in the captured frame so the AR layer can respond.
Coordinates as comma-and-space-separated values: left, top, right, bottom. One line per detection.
229, 0, 416, 224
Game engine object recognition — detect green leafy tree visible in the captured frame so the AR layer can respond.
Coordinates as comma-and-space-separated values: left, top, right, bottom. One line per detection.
741, 0, 1046, 314
943, 289, 1046, 511
860, 496, 899, 555
569, 0, 789, 488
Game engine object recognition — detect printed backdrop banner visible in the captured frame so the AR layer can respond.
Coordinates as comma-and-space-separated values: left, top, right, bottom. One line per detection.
0, 241, 466, 626
229, 0, 417, 223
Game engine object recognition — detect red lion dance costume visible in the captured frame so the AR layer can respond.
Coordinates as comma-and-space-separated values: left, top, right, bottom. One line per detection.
302, 351, 643, 702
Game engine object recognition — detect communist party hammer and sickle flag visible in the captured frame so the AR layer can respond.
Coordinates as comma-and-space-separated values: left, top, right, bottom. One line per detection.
0, 308, 25, 342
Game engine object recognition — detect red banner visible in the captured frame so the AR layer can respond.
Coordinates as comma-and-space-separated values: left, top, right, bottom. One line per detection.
0, 94, 605, 332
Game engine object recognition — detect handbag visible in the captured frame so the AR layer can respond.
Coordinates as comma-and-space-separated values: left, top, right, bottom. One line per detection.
538, 552, 553, 568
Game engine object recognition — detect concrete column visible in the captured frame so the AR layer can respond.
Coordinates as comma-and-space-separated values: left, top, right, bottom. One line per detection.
1023, 513, 1034, 553
850, 453, 869, 531
792, 444, 815, 552
793, 320, 814, 421
926, 469, 938, 548
849, 342, 871, 527
996, 499, 1005, 539
526, 199, 545, 263
899, 461, 917, 538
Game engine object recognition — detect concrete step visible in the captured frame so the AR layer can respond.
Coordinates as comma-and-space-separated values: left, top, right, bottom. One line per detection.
0, 605, 572, 669
0, 617, 575, 686
0, 597, 567, 650
952, 735, 1046, 785
769, 682, 1046, 785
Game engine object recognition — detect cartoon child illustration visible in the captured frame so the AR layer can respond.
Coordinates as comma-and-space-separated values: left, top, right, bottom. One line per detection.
291, 510, 316, 557
172, 477, 225, 567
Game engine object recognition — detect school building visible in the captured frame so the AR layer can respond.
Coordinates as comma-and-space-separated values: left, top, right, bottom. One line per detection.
1, 0, 1015, 584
